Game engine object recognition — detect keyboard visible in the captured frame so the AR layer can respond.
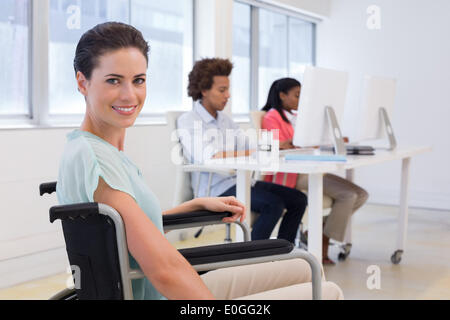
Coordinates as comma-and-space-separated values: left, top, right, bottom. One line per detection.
279, 148, 318, 156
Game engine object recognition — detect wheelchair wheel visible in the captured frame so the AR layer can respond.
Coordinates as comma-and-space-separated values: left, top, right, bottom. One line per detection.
61, 292, 78, 300
49, 288, 78, 300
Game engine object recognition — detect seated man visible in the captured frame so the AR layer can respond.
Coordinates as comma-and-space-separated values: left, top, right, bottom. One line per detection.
177, 58, 307, 244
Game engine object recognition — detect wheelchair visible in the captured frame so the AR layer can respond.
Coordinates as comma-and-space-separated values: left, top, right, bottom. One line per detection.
40, 182, 323, 300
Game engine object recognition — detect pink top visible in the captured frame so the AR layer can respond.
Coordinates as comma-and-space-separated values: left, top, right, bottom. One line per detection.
261, 108, 298, 188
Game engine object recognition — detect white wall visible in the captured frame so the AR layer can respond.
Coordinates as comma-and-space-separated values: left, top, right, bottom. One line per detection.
316, 0, 450, 209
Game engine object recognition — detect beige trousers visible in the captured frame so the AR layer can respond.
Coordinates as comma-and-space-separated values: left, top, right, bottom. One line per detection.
200, 259, 343, 300
296, 173, 369, 242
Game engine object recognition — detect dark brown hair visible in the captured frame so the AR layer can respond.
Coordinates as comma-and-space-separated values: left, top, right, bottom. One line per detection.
74, 22, 149, 79
188, 58, 233, 101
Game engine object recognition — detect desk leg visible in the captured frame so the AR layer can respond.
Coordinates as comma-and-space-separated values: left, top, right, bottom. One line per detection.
308, 173, 323, 263
393, 157, 411, 264
236, 170, 252, 242
345, 168, 355, 182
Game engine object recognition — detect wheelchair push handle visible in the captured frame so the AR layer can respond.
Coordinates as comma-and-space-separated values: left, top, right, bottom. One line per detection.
40, 181, 57, 196
49, 202, 100, 223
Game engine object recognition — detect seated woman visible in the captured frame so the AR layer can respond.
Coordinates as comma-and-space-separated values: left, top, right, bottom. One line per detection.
56, 22, 343, 300
261, 78, 369, 265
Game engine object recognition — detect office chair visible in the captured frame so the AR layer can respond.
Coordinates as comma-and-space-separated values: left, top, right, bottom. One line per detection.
40, 182, 323, 300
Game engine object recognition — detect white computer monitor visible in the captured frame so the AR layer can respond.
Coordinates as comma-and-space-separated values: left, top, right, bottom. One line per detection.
293, 66, 349, 154
357, 76, 397, 149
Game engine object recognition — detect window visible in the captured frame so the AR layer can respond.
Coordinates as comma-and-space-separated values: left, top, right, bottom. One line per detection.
0, 0, 29, 118
288, 18, 315, 81
232, 0, 316, 113
49, 0, 129, 116
258, 9, 288, 108
0, 0, 193, 125
131, 0, 194, 115
49, 0, 193, 117
231, 1, 251, 115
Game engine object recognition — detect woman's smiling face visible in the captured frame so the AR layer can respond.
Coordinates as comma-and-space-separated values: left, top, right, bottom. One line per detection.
77, 47, 147, 129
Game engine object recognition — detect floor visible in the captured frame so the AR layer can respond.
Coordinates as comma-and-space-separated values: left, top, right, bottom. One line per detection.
0, 204, 449, 300
324, 204, 450, 300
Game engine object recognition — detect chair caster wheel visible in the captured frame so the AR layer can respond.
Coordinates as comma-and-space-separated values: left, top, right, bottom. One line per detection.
337, 244, 351, 261
391, 250, 403, 264
338, 252, 348, 261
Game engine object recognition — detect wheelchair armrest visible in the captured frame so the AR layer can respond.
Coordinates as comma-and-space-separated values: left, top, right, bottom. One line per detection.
163, 210, 232, 229
40, 181, 57, 196
179, 239, 293, 265
49, 203, 99, 223
50, 206, 232, 228
181, 240, 323, 300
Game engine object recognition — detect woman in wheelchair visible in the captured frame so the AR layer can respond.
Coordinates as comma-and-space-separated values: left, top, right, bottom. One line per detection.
56, 22, 343, 300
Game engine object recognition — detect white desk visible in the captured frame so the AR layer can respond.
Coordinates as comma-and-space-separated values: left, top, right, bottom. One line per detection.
188, 146, 431, 264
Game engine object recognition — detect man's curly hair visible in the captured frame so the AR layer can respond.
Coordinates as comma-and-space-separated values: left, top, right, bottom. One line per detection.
188, 58, 233, 101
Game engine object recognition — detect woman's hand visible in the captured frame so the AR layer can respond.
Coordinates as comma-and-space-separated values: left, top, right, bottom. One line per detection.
198, 196, 246, 223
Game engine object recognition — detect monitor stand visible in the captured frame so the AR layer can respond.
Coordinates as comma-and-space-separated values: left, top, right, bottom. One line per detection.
380, 107, 397, 150
325, 106, 346, 156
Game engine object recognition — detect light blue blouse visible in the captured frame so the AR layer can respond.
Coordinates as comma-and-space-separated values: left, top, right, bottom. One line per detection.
56, 130, 166, 300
